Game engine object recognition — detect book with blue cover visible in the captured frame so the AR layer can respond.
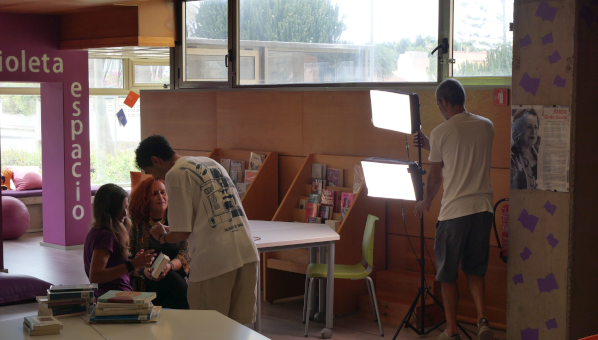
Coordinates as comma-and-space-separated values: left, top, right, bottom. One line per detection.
47, 290, 94, 301
88, 306, 161, 323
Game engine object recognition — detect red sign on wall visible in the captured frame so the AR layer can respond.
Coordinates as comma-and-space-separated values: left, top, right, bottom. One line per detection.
494, 88, 509, 106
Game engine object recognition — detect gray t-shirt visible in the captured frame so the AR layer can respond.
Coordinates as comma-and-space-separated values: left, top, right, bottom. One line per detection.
429, 112, 494, 221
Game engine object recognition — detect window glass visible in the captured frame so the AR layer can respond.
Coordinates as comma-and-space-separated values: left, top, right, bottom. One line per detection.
453, 0, 513, 77
88, 59, 125, 89
89, 96, 140, 186
184, 0, 229, 82
0, 95, 42, 173
233, 0, 439, 85
134, 65, 170, 84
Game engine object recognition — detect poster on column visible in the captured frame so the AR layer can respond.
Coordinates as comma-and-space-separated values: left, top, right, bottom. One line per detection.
510, 105, 570, 192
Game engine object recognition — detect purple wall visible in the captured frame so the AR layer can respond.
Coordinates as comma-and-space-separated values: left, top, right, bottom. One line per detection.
0, 13, 91, 247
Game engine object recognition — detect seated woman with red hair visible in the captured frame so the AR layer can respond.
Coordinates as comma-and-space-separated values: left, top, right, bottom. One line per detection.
129, 177, 190, 309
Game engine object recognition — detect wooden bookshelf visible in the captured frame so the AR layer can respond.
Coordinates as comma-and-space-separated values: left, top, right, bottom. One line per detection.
266, 154, 386, 315
208, 148, 279, 222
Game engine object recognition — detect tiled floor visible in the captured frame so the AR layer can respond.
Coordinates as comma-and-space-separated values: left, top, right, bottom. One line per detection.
1, 233, 506, 339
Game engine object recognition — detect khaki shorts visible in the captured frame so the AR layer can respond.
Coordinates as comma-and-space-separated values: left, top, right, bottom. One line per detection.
187, 261, 258, 324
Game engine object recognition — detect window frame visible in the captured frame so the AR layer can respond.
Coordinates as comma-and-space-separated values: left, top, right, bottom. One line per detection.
176, 0, 513, 89
128, 59, 171, 90
176, 0, 464, 89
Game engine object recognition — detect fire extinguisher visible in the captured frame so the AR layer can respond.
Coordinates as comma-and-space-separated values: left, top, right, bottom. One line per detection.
493, 198, 509, 263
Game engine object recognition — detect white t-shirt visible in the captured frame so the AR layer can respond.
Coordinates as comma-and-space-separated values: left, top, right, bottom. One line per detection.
166, 156, 259, 282
428, 112, 494, 221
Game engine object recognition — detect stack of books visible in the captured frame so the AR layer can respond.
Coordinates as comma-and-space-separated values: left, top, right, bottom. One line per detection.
300, 163, 357, 229
220, 152, 266, 198
37, 284, 97, 318
23, 315, 63, 336
89, 290, 161, 324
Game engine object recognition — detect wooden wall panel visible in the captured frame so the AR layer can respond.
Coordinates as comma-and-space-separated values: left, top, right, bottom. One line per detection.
216, 92, 303, 155
302, 91, 408, 159
138, 0, 176, 39
61, 6, 138, 41
279, 156, 305, 204
175, 150, 213, 157
140, 91, 217, 151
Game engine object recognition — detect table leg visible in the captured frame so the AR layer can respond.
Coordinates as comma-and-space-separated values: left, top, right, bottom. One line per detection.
255, 255, 262, 333
318, 246, 326, 315
309, 247, 317, 314
322, 241, 335, 338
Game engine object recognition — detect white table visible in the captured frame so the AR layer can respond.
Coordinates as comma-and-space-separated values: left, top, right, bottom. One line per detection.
86, 309, 269, 340
0, 310, 269, 340
250, 220, 340, 339
0, 315, 103, 340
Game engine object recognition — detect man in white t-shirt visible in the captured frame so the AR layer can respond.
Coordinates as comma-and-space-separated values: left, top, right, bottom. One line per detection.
414, 79, 494, 340
135, 135, 259, 324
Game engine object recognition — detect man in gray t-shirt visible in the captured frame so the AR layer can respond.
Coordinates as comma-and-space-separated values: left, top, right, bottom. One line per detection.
414, 79, 494, 340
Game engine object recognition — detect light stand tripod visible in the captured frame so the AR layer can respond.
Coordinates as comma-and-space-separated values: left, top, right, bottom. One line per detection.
391, 132, 472, 340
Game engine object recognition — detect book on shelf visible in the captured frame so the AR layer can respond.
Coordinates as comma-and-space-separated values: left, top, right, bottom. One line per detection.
24, 315, 63, 331
230, 169, 244, 184
305, 203, 319, 222
327, 168, 344, 187
318, 206, 332, 220
298, 199, 307, 210
230, 160, 245, 172
340, 207, 350, 222
37, 296, 89, 307
47, 290, 94, 301
325, 220, 340, 232
311, 163, 327, 180
307, 216, 322, 224
320, 189, 337, 212
236, 183, 249, 198
308, 193, 321, 204
23, 322, 61, 336
97, 290, 156, 304
353, 164, 365, 194
150, 252, 171, 279
340, 192, 354, 210
88, 306, 162, 324
249, 152, 266, 170
311, 179, 325, 195
244, 170, 258, 184
38, 310, 87, 319
49, 284, 97, 292
220, 159, 231, 174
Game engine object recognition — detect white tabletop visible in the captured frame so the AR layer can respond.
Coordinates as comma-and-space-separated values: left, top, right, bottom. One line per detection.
86, 310, 270, 340
249, 220, 339, 249
0, 315, 103, 340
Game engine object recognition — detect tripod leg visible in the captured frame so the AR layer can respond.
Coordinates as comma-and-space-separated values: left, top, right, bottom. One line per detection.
391, 290, 421, 340
457, 322, 473, 340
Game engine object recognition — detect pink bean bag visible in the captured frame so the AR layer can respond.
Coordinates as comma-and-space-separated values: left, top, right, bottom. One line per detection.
2, 195, 30, 240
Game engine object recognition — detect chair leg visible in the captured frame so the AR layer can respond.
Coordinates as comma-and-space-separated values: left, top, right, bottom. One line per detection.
304, 278, 315, 337
366, 276, 384, 337
365, 277, 378, 322
302, 276, 309, 324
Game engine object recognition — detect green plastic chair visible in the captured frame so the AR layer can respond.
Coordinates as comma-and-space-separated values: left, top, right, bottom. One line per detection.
302, 214, 383, 337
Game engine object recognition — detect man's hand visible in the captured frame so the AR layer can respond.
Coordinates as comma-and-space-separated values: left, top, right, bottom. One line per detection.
414, 199, 432, 218
150, 222, 170, 241
413, 129, 430, 151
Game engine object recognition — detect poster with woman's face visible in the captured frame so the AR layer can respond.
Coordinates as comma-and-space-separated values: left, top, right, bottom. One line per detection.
510, 105, 571, 192
510, 106, 541, 189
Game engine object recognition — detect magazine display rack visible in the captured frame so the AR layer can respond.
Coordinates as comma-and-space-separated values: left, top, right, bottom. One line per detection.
266, 154, 385, 314
208, 149, 279, 221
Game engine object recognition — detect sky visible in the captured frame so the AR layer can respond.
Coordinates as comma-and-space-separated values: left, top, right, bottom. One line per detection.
331, 0, 513, 45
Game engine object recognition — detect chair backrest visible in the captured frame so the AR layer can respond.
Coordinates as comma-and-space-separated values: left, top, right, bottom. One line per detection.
361, 214, 379, 270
